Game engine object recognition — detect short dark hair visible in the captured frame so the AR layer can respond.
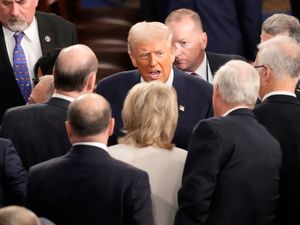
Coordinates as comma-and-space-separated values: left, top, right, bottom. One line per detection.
67, 95, 111, 137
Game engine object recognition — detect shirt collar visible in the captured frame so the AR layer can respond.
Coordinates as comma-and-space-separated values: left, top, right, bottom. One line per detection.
262, 91, 296, 102
140, 68, 174, 87
52, 93, 75, 102
222, 106, 250, 117
73, 142, 108, 152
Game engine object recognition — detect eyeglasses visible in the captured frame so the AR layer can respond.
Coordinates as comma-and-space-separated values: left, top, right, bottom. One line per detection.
254, 65, 265, 69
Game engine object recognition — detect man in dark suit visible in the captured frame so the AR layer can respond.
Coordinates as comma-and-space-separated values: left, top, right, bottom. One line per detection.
0, 44, 98, 170
175, 60, 282, 225
96, 21, 213, 150
259, 13, 300, 102
0, 0, 78, 121
253, 36, 300, 225
165, 8, 245, 83
26, 93, 154, 225
0, 138, 27, 207
168, 0, 261, 61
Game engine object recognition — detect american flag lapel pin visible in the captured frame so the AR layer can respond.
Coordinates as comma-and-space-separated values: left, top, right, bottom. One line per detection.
179, 105, 185, 112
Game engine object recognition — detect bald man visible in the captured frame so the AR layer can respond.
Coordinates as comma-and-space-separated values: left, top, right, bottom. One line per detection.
29, 75, 54, 104
0, 44, 98, 170
26, 93, 153, 225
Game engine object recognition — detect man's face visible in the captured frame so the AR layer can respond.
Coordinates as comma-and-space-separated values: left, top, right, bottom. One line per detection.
129, 39, 175, 82
167, 17, 207, 72
0, 0, 38, 32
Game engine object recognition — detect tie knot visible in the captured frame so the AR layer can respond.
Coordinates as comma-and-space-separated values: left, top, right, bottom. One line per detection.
13, 32, 24, 44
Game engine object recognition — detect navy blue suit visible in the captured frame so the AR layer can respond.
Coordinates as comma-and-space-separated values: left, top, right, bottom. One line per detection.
96, 68, 213, 150
254, 95, 300, 225
0, 11, 78, 122
27, 144, 153, 225
0, 138, 27, 207
175, 109, 281, 225
0, 97, 71, 170
168, 0, 262, 61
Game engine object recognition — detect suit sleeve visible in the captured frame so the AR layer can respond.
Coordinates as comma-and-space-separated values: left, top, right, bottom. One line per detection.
174, 121, 223, 225
2, 139, 27, 206
125, 171, 154, 225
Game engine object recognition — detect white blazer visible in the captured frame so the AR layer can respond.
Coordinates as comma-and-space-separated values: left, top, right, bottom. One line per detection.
108, 144, 187, 225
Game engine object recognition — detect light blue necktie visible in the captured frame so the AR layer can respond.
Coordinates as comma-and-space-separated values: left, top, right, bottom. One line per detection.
13, 32, 31, 103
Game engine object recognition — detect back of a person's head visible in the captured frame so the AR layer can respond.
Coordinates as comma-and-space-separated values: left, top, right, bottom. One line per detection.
0, 206, 40, 225
214, 60, 259, 107
119, 81, 178, 150
29, 75, 54, 104
262, 13, 300, 43
67, 93, 111, 137
257, 36, 300, 80
34, 48, 62, 78
127, 21, 173, 55
165, 8, 204, 31
53, 44, 98, 92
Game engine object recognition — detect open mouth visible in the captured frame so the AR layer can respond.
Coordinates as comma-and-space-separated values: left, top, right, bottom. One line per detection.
148, 70, 161, 80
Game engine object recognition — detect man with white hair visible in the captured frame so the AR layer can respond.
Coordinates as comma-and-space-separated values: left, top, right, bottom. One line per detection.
253, 36, 300, 225
175, 60, 282, 225
0, 0, 78, 121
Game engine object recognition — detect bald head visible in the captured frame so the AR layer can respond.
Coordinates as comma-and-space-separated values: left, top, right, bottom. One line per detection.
67, 93, 111, 137
54, 44, 98, 92
29, 75, 54, 104
0, 206, 40, 225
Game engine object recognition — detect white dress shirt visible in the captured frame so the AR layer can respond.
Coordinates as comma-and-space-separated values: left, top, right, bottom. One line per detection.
3, 17, 43, 85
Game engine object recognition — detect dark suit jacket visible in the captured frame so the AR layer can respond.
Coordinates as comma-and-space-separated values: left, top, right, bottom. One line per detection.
0, 138, 27, 207
0, 11, 78, 121
96, 68, 213, 150
0, 97, 71, 170
254, 95, 300, 225
26, 144, 153, 225
207, 52, 246, 75
175, 109, 282, 225
168, 0, 261, 60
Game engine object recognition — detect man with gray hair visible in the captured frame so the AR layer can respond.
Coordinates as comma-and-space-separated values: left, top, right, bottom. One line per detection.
261, 13, 300, 43
26, 93, 153, 225
260, 13, 300, 102
175, 60, 282, 225
0, 44, 98, 170
253, 36, 300, 225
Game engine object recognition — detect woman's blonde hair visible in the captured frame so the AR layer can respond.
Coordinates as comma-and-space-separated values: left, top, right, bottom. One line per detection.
119, 81, 178, 150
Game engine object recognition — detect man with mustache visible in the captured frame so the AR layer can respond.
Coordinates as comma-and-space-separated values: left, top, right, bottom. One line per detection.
96, 21, 213, 150
0, 0, 78, 122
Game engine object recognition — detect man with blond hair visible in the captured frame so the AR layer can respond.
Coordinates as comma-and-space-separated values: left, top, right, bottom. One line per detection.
96, 21, 213, 150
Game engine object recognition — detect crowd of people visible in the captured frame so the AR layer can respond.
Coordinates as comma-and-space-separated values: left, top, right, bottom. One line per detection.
1, 1, 300, 225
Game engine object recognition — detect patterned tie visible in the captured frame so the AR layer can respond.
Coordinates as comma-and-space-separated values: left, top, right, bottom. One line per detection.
13, 32, 31, 103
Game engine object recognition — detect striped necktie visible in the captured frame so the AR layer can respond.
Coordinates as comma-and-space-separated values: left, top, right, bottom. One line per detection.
13, 32, 31, 103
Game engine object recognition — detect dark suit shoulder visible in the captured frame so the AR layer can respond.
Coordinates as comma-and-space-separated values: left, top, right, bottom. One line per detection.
36, 11, 75, 28
207, 52, 246, 61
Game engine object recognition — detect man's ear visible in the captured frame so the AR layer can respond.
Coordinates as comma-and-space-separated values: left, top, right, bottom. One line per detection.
261, 65, 271, 83
65, 121, 72, 139
129, 53, 138, 68
85, 72, 96, 92
108, 118, 115, 136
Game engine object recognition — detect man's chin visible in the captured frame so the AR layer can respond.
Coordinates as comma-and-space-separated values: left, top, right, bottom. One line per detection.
7, 22, 29, 32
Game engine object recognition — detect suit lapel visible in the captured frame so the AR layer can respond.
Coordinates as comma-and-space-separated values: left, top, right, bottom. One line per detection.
172, 68, 189, 112
0, 25, 14, 81
36, 12, 56, 55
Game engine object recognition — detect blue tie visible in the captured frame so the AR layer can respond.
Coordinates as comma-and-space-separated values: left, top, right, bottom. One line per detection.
13, 32, 31, 103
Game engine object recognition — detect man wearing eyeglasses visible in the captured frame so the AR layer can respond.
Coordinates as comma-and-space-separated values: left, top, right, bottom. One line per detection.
253, 36, 300, 225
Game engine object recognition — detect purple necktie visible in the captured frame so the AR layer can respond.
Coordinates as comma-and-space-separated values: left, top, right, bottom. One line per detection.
13, 32, 31, 103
